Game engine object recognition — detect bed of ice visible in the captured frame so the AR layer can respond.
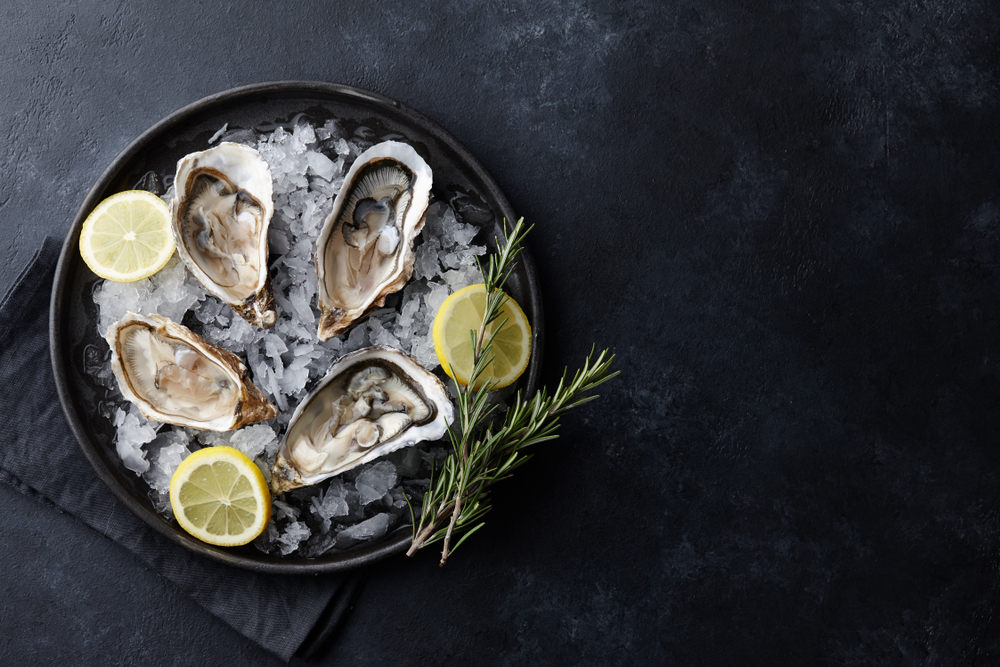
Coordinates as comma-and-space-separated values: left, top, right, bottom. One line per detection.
90, 120, 488, 557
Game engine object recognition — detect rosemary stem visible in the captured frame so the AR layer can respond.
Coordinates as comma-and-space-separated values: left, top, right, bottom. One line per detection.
406, 500, 457, 556
473, 315, 489, 365
440, 488, 463, 566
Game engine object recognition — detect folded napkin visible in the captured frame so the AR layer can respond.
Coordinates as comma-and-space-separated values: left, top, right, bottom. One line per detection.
0, 237, 364, 662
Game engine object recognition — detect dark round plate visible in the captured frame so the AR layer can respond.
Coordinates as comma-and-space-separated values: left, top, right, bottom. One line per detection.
50, 81, 543, 574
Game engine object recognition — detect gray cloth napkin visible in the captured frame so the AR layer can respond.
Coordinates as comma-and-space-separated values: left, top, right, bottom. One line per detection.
0, 237, 363, 662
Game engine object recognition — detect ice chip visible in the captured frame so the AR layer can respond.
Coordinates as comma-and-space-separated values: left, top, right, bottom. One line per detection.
116, 436, 150, 475
229, 423, 277, 460
142, 431, 194, 515
292, 122, 317, 149
413, 237, 442, 281
306, 151, 338, 181
425, 282, 450, 314
311, 480, 350, 519
399, 293, 421, 328
337, 513, 394, 547
342, 324, 370, 354
115, 409, 157, 475
274, 498, 301, 521
441, 251, 463, 270
265, 335, 288, 364
451, 223, 479, 247
356, 461, 398, 505
277, 520, 312, 556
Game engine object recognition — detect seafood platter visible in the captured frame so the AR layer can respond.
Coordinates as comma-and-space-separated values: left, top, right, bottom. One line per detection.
51, 82, 542, 573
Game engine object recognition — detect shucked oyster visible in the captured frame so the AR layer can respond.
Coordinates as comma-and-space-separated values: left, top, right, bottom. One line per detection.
315, 141, 432, 341
271, 345, 453, 493
171, 142, 277, 328
106, 312, 277, 431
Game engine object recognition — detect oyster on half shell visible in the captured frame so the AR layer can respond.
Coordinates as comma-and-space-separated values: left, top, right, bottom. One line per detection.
315, 141, 432, 341
106, 312, 277, 431
171, 142, 277, 328
271, 345, 453, 494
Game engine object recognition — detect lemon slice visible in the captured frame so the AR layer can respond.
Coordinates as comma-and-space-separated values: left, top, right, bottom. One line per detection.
79, 190, 174, 282
168, 446, 271, 547
432, 283, 532, 388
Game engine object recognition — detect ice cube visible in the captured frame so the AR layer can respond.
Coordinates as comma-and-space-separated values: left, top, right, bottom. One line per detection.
276, 520, 311, 556
425, 282, 450, 314
356, 461, 399, 505
413, 237, 442, 280
337, 513, 394, 547
311, 480, 350, 519
229, 423, 277, 460
306, 151, 337, 181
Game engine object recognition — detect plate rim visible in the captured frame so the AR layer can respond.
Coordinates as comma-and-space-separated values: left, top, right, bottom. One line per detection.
49, 80, 545, 574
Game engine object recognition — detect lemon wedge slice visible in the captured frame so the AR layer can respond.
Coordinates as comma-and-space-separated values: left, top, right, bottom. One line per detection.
168, 446, 271, 547
432, 283, 532, 389
79, 190, 174, 282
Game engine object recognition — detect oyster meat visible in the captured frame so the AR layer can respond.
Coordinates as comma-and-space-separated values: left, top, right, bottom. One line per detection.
315, 141, 432, 341
106, 312, 277, 431
271, 345, 453, 493
171, 142, 277, 328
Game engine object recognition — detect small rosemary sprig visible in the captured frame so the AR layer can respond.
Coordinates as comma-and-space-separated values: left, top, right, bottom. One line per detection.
407, 218, 618, 565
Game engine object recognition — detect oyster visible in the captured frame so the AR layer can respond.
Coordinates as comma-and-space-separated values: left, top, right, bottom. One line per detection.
106, 312, 277, 431
271, 345, 453, 493
171, 142, 277, 328
315, 141, 432, 341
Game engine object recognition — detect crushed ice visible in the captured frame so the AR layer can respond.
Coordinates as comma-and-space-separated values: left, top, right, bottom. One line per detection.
91, 119, 487, 557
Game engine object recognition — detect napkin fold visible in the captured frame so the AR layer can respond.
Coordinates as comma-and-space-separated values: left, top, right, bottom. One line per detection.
0, 237, 363, 663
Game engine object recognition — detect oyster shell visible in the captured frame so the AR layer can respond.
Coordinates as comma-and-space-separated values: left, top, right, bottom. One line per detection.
271, 345, 453, 493
171, 142, 277, 328
315, 141, 432, 341
106, 312, 277, 431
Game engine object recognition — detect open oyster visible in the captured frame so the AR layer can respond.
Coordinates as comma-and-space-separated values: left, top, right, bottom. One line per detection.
271, 345, 453, 493
315, 141, 432, 341
171, 142, 277, 328
106, 312, 277, 431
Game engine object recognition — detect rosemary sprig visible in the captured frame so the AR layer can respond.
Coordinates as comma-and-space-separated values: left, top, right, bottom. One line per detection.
407, 219, 618, 565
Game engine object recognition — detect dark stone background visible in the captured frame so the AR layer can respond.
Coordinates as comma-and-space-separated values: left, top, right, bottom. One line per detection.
2, 0, 999, 664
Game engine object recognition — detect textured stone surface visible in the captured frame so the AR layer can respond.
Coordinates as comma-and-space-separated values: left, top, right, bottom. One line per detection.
3, 0, 1000, 664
